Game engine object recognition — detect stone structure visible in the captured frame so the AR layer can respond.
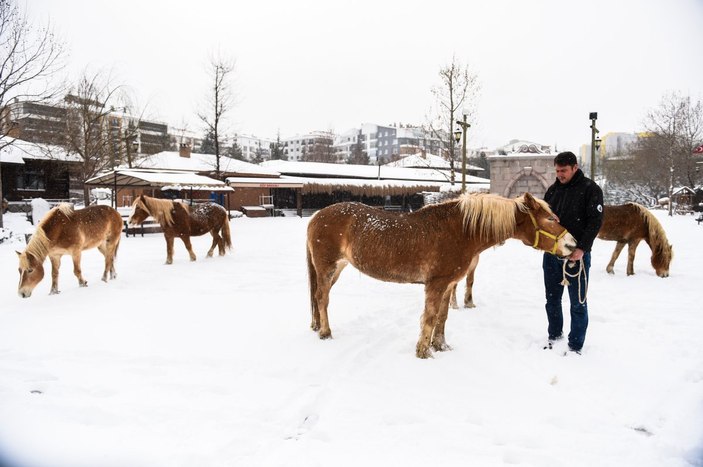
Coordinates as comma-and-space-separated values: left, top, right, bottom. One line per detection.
488, 154, 555, 199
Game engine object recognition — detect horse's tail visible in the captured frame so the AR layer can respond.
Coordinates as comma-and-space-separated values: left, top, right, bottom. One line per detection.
221, 215, 232, 251
307, 243, 319, 329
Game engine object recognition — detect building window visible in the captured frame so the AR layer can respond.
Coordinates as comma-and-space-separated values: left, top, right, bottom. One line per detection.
17, 169, 45, 190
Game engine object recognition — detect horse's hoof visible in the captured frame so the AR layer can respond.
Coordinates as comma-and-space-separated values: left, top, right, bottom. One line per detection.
49, 289, 60, 295
319, 330, 332, 340
432, 342, 453, 352
465, 302, 476, 309
79, 282, 88, 288
415, 345, 433, 359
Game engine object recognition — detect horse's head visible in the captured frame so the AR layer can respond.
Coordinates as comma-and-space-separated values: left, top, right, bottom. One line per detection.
652, 242, 673, 278
128, 195, 150, 226
517, 193, 577, 257
16, 250, 45, 298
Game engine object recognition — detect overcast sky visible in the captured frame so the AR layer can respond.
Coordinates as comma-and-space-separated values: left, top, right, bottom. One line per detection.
27, 0, 703, 152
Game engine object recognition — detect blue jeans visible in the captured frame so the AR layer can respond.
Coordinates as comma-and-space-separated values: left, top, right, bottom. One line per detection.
542, 252, 591, 350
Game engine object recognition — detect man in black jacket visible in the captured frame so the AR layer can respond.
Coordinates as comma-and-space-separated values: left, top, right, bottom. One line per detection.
543, 151, 603, 353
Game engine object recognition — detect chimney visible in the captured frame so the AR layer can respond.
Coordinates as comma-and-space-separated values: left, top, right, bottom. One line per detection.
179, 143, 191, 158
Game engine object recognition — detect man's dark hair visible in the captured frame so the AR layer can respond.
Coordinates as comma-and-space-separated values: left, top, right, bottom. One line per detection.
554, 151, 578, 167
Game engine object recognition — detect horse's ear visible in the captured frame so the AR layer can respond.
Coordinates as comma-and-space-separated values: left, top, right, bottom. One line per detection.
523, 192, 539, 210
16, 250, 22, 257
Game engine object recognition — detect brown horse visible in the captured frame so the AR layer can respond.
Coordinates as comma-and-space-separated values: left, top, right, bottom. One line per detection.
16, 204, 123, 298
128, 194, 231, 264
306, 192, 577, 359
598, 203, 673, 277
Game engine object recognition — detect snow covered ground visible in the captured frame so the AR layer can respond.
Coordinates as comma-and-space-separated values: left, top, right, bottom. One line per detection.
0, 208, 701, 467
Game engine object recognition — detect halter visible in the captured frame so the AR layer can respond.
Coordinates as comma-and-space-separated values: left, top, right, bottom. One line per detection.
528, 212, 567, 255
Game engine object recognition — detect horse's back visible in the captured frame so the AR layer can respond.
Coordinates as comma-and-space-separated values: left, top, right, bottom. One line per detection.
307, 202, 460, 284
187, 202, 228, 236
73, 205, 123, 246
599, 203, 647, 242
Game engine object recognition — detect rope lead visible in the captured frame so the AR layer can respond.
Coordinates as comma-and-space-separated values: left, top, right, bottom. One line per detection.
561, 258, 588, 304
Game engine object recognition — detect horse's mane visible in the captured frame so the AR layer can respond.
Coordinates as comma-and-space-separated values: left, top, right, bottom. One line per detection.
629, 203, 672, 259
136, 196, 176, 226
454, 193, 545, 241
23, 204, 74, 260
24, 224, 51, 260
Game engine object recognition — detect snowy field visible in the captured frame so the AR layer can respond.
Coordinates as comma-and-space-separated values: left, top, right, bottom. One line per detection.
0, 208, 701, 467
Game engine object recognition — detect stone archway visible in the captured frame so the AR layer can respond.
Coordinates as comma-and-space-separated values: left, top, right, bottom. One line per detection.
488, 154, 555, 200
503, 167, 551, 199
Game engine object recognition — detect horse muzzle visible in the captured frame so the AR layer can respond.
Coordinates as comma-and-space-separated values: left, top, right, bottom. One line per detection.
556, 232, 578, 258
18, 289, 32, 299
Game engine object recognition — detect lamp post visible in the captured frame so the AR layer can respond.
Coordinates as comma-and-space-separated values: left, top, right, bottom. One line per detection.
454, 114, 470, 193
589, 112, 599, 180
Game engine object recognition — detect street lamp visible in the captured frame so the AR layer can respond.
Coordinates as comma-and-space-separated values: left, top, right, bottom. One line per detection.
589, 112, 599, 180
455, 114, 471, 193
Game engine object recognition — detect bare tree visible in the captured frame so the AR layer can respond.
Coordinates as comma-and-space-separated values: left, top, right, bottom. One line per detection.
643, 92, 703, 214
270, 130, 286, 160
62, 71, 123, 205
427, 56, 480, 184
0, 0, 64, 227
603, 92, 703, 209
198, 55, 235, 176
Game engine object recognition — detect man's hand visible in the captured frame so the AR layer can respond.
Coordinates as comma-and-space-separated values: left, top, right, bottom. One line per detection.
569, 248, 584, 261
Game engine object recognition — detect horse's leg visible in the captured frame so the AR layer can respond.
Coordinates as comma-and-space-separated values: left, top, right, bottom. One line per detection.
606, 242, 626, 274
207, 229, 220, 257
108, 238, 118, 280
71, 251, 87, 287
464, 255, 479, 308
98, 242, 118, 282
216, 224, 226, 256
165, 235, 175, 264
626, 240, 640, 276
181, 235, 197, 261
49, 255, 61, 295
449, 283, 459, 309
315, 261, 347, 339
431, 284, 455, 352
417, 279, 450, 359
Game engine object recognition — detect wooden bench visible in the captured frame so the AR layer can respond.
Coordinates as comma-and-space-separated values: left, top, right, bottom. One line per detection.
122, 217, 162, 237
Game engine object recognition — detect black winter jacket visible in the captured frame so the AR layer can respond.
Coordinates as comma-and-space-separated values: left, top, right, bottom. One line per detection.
543, 169, 604, 252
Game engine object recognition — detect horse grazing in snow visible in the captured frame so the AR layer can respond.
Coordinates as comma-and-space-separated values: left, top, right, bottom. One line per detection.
306, 192, 577, 359
16, 204, 123, 298
598, 203, 673, 277
128, 194, 231, 264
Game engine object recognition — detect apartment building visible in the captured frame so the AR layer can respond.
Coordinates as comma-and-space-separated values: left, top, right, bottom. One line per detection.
334, 123, 446, 164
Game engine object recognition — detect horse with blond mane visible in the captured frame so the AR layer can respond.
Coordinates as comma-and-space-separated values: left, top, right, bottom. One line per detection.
128, 194, 231, 264
16, 204, 123, 298
306, 192, 577, 359
598, 202, 673, 277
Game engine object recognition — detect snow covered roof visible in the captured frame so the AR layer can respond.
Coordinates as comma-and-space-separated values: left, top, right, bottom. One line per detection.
0, 137, 82, 164
384, 153, 483, 171
260, 160, 489, 185
137, 151, 279, 176
85, 169, 231, 191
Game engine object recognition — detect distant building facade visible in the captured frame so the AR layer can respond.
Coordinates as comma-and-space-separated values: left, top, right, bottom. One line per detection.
334, 123, 445, 164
